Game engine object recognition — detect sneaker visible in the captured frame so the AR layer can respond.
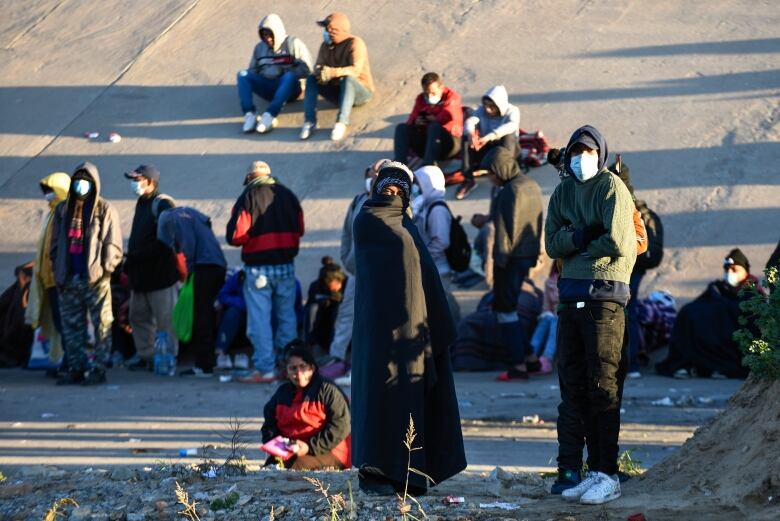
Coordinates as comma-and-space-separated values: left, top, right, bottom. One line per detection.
216, 353, 233, 370
56, 371, 85, 386
180, 367, 213, 378
82, 369, 107, 386
320, 360, 348, 379
561, 471, 601, 502
496, 367, 529, 382
242, 111, 257, 133
331, 122, 347, 141
238, 370, 277, 384
673, 368, 690, 379
710, 371, 727, 380
255, 112, 278, 134
537, 356, 554, 375
335, 371, 351, 387
299, 121, 316, 140
627, 371, 642, 379
455, 179, 476, 200
233, 353, 250, 370
579, 472, 621, 505
550, 468, 582, 495
127, 357, 152, 372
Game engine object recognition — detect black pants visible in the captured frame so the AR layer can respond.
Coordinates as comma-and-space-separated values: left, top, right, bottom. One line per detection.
556, 301, 626, 476
462, 134, 518, 180
394, 122, 459, 165
181, 264, 226, 371
493, 257, 535, 364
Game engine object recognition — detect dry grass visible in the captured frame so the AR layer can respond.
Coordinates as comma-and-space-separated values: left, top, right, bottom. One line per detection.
398, 414, 432, 520
174, 481, 200, 521
42, 498, 78, 521
303, 476, 347, 521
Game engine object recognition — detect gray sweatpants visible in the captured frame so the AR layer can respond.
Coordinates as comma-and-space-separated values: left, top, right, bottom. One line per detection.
129, 285, 177, 360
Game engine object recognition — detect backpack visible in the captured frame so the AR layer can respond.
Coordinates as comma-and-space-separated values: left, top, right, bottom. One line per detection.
152, 194, 175, 219
517, 129, 551, 171
634, 201, 663, 271
426, 201, 471, 272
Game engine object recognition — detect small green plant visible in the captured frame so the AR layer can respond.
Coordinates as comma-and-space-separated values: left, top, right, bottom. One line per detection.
303, 476, 346, 521
43, 498, 78, 521
397, 414, 431, 521
175, 481, 200, 521
617, 449, 643, 477
0, 471, 6, 483
209, 492, 239, 511
735, 267, 780, 379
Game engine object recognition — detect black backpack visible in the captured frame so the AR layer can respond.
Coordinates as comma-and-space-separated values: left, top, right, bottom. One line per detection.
635, 200, 663, 271
426, 201, 471, 273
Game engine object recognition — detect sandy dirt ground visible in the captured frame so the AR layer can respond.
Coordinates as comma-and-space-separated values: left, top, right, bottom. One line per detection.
0, 1, 779, 519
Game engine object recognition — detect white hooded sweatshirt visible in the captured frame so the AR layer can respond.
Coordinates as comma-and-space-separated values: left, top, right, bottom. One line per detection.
464, 85, 520, 142
413, 166, 451, 275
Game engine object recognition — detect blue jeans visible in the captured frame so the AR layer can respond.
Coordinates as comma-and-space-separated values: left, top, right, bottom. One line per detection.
237, 69, 302, 116
531, 313, 558, 359
303, 75, 372, 125
215, 306, 246, 353
627, 272, 645, 372
243, 265, 298, 373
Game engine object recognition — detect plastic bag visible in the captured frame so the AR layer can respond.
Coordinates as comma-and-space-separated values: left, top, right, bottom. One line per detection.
172, 274, 195, 343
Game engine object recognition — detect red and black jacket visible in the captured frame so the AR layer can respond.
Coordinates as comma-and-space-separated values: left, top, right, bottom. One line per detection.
225, 179, 304, 266
261, 374, 351, 468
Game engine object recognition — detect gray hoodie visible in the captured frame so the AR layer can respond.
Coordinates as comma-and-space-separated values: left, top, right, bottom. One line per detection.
464, 85, 520, 142
413, 166, 451, 275
249, 14, 313, 84
51, 162, 123, 287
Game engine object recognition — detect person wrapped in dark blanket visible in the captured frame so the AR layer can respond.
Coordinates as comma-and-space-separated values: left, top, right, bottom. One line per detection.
656, 248, 762, 379
351, 160, 466, 496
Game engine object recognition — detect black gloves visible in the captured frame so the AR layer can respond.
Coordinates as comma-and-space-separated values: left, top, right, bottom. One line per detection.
572, 224, 606, 250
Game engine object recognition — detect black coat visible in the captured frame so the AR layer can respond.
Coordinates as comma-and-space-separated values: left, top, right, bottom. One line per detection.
351, 194, 466, 489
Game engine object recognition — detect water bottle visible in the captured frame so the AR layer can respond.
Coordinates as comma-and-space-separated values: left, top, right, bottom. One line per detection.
153, 332, 176, 376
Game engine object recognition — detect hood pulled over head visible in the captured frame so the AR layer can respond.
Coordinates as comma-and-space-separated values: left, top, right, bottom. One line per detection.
482, 146, 520, 182
413, 165, 446, 200
564, 125, 608, 179
259, 13, 287, 52
483, 85, 510, 116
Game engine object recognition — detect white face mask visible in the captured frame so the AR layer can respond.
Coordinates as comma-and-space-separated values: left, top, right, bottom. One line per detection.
323, 30, 332, 44
570, 153, 599, 182
724, 271, 741, 287
425, 93, 442, 105
44, 192, 56, 202
131, 180, 145, 196
73, 179, 91, 197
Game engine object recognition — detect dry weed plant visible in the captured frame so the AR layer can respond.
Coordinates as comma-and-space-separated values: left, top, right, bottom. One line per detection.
303, 476, 348, 521
397, 414, 431, 520
268, 505, 276, 521
42, 498, 78, 521
175, 481, 200, 521
218, 416, 250, 473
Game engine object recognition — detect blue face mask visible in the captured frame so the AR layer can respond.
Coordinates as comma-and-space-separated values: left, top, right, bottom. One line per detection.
73, 179, 92, 197
323, 30, 332, 44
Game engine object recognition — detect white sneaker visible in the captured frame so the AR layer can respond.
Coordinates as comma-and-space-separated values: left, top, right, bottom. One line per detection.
300, 121, 316, 140
673, 368, 690, 379
216, 353, 233, 370
242, 112, 257, 133
330, 122, 347, 141
580, 472, 621, 505
626, 371, 641, 379
561, 471, 600, 502
233, 353, 250, 370
255, 112, 278, 134
334, 371, 351, 387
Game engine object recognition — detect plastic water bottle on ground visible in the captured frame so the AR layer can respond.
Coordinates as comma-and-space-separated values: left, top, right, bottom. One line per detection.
153, 332, 176, 376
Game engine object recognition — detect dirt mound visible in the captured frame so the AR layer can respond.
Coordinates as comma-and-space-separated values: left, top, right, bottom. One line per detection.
636, 377, 780, 519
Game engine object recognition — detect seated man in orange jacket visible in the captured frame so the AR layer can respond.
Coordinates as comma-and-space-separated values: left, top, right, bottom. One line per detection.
394, 72, 463, 168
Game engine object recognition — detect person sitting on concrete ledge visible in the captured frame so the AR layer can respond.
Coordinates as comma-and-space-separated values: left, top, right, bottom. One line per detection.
656, 248, 763, 380
261, 343, 351, 470
300, 12, 374, 142
394, 72, 463, 168
237, 13, 313, 134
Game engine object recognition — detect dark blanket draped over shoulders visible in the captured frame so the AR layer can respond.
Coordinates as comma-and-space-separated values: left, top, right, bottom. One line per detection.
351, 194, 466, 488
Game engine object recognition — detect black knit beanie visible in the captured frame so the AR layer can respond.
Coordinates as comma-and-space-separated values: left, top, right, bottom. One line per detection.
724, 248, 750, 272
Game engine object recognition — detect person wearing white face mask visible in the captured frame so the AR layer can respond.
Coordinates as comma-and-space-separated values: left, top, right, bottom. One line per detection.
545, 125, 636, 504
657, 247, 763, 382
394, 72, 463, 168
123, 165, 179, 372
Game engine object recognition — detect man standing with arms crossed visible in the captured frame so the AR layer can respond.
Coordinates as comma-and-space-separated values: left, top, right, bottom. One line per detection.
545, 125, 636, 504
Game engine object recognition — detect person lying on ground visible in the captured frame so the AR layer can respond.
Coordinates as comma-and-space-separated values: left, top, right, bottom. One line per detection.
303, 257, 346, 365
238, 13, 313, 134
300, 12, 374, 142
481, 147, 543, 381
351, 160, 466, 496
0, 263, 34, 368
394, 72, 462, 168
261, 343, 351, 470
157, 206, 228, 377
456, 85, 520, 200
656, 248, 762, 380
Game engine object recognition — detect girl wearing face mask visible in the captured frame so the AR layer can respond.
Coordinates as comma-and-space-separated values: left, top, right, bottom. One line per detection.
25, 172, 71, 373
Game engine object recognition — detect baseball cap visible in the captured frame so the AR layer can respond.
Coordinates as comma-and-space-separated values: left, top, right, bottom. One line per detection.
124, 164, 160, 183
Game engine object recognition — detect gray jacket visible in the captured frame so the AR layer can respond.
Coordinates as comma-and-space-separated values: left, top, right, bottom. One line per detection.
340, 191, 370, 275
249, 14, 313, 84
464, 85, 520, 142
413, 166, 451, 276
51, 162, 123, 286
